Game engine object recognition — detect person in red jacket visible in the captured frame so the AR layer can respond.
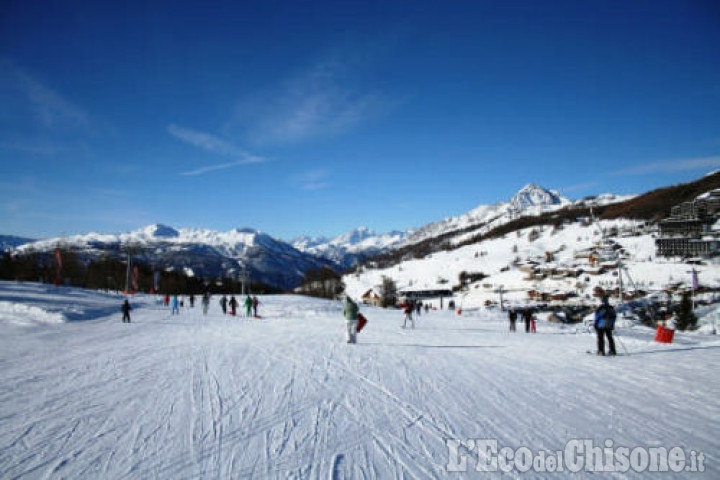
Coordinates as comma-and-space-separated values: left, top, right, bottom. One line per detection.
402, 301, 415, 329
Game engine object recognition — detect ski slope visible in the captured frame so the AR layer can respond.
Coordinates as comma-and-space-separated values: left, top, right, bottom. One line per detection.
1, 282, 719, 478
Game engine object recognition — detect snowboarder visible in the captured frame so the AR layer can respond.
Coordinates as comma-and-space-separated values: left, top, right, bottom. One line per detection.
522, 307, 533, 333
229, 295, 238, 316
202, 292, 210, 315
402, 301, 414, 329
220, 295, 228, 315
252, 296, 259, 317
171, 295, 180, 315
594, 296, 617, 356
508, 308, 518, 332
244, 295, 253, 318
121, 298, 132, 323
343, 296, 360, 344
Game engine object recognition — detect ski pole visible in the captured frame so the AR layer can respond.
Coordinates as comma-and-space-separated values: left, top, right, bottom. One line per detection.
615, 331, 630, 356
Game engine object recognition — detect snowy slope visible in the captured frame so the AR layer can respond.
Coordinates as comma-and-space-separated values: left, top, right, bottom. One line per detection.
404, 184, 620, 246
345, 218, 719, 311
0, 281, 718, 478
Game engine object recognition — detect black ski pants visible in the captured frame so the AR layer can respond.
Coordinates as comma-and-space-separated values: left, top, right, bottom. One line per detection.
596, 328, 616, 355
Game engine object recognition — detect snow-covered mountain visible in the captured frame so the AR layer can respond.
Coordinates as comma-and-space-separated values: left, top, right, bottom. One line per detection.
405, 183, 579, 246
14, 225, 334, 290
509, 183, 569, 211
292, 227, 408, 269
293, 184, 630, 270
3, 184, 635, 289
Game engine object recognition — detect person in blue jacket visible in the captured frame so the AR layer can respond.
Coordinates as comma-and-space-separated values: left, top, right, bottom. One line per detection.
171, 295, 180, 315
594, 296, 617, 356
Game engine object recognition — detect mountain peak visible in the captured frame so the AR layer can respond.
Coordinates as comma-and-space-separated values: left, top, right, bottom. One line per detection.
334, 227, 376, 245
140, 224, 179, 238
510, 184, 567, 210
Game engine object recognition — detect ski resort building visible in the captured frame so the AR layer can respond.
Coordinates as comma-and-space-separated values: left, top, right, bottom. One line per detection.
656, 190, 720, 258
361, 289, 382, 307
397, 289, 453, 305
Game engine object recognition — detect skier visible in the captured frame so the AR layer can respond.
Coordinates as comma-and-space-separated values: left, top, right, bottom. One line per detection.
121, 298, 132, 323
508, 307, 517, 332
402, 301, 414, 329
171, 295, 180, 315
343, 296, 360, 344
594, 296, 617, 356
522, 307, 533, 333
415, 301, 422, 317
164, 294, 170, 307
244, 295, 253, 318
220, 295, 228, 315
530, 313, 537, 333
189, 294, 195, 308
252, 296, 259, 317
229, 295, 238, 316
202, 292, 210, 315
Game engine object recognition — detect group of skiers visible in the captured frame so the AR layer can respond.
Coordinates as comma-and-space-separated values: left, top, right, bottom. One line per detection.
507, 307, 537, 333
123, 292, 262, 322
131, 290, 620, 357
507, 297, 618, 356
219, 294, 260, 317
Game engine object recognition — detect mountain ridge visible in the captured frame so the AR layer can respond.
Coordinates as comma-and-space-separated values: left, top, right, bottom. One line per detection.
7, 176, 715, 291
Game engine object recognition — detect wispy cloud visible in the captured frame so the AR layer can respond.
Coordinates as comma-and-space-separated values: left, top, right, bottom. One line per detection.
1, 60, 90, 131
294, 170, 331, 191
180, 159, 266, 177
227, 54, 395, 146
167, 124, 267, 175
611, 156, 720, 176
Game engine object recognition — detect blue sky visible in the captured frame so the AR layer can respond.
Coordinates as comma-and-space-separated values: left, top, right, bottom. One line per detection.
1, 0, 719, 241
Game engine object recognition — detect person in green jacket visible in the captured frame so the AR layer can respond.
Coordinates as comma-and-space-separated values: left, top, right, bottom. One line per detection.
343, 296, 359, 344
244, 295, 253, 317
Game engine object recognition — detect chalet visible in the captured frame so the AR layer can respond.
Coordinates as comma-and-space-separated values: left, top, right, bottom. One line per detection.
361, 289, 382, 307
599, 260, 619, 270
574, 248, 596, 260
550, 290, 572, 302
517, 261, 539, 274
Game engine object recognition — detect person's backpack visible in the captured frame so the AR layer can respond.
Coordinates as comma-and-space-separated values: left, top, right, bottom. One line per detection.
595, 306, 616, 329
595, 308, 605, 329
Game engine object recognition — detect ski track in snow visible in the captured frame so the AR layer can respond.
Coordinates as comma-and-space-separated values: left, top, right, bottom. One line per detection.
0, 283, 719, 479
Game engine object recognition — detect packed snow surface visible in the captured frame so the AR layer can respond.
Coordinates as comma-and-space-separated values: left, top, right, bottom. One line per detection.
1, 282, 719, 478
